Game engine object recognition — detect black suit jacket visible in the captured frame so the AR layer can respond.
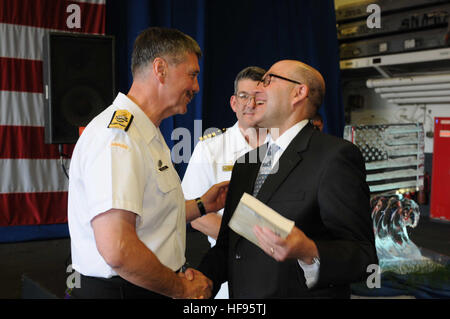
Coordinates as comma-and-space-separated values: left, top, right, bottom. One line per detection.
198, 123, 378, 298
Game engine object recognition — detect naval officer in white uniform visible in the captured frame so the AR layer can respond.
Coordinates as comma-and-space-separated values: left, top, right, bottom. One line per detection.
68, 27, 228, 299
182, 66, 267, 298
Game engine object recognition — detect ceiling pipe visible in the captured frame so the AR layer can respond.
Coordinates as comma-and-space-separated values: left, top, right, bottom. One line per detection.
381, 90, 450, 98
387, 97, 450, 104
374, 83, 450, 93
367, 73, 450, 88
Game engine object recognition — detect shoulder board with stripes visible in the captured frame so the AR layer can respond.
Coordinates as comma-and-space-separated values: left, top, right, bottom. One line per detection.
108, 110, 134, 132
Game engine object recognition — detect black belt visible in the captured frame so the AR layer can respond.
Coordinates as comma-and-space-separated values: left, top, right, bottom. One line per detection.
70, 263, 189, 299
70, 274, 168, 299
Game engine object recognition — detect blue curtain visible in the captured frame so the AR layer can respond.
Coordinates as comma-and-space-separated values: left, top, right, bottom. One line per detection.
106, 0, 343, 179
0, 0, 342, 242
106, 0, 207, 178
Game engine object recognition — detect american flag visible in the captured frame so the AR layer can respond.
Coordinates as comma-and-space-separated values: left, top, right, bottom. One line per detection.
0, 0, 106, 228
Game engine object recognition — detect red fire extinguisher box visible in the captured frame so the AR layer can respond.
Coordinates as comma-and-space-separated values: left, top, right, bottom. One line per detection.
430, 117, 450, 222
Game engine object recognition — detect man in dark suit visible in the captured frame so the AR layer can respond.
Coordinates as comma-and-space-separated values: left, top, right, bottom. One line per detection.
196, 60, 378, 298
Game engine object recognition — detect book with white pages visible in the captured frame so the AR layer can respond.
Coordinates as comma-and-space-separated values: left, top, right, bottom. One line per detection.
228, 192, 295, 248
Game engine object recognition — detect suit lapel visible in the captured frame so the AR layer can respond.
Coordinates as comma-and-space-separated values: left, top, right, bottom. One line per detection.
229, 146, 265, 249
256, 123, 315, 204
229, 124, 316, 251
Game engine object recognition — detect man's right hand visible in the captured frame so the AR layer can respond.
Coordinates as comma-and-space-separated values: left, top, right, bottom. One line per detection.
178, 268, 213, 299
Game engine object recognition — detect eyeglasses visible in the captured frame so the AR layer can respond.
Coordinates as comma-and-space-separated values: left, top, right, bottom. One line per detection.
260, 73, 302, 87
235, 92, 256, 105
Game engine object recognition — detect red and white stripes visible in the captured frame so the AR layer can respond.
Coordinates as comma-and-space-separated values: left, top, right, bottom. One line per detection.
0, 0, 106, 226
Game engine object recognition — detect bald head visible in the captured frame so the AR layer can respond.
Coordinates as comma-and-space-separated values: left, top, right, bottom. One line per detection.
277, 60, 325, 111
253, 60, 326, 134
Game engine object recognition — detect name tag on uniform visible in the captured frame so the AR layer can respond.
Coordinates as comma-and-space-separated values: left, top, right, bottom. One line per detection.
222, 165, 233, 172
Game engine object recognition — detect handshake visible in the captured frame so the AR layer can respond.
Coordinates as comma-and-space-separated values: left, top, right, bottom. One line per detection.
177, 267, 213, 299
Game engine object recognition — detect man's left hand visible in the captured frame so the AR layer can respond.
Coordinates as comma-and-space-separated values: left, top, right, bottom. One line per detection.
253, 225, 318, 264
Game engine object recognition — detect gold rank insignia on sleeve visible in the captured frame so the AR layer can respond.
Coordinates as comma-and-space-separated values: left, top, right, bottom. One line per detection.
199, 128, 227, 141
108, 110, 134, 131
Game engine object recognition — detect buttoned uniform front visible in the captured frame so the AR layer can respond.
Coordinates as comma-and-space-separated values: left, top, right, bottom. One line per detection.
68, 92, 186, 279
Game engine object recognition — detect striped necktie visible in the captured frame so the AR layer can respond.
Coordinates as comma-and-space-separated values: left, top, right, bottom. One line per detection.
252, 143, 280, 196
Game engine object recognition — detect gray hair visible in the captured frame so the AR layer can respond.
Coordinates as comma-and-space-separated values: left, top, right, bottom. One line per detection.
131, 27, 202, 78
234, 66, 266, 94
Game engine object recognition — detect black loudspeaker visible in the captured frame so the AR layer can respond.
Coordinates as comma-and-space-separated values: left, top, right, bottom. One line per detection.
43, 32, 115, 144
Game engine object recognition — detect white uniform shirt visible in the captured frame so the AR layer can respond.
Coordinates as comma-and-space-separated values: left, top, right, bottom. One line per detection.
68, 93, 186, 278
